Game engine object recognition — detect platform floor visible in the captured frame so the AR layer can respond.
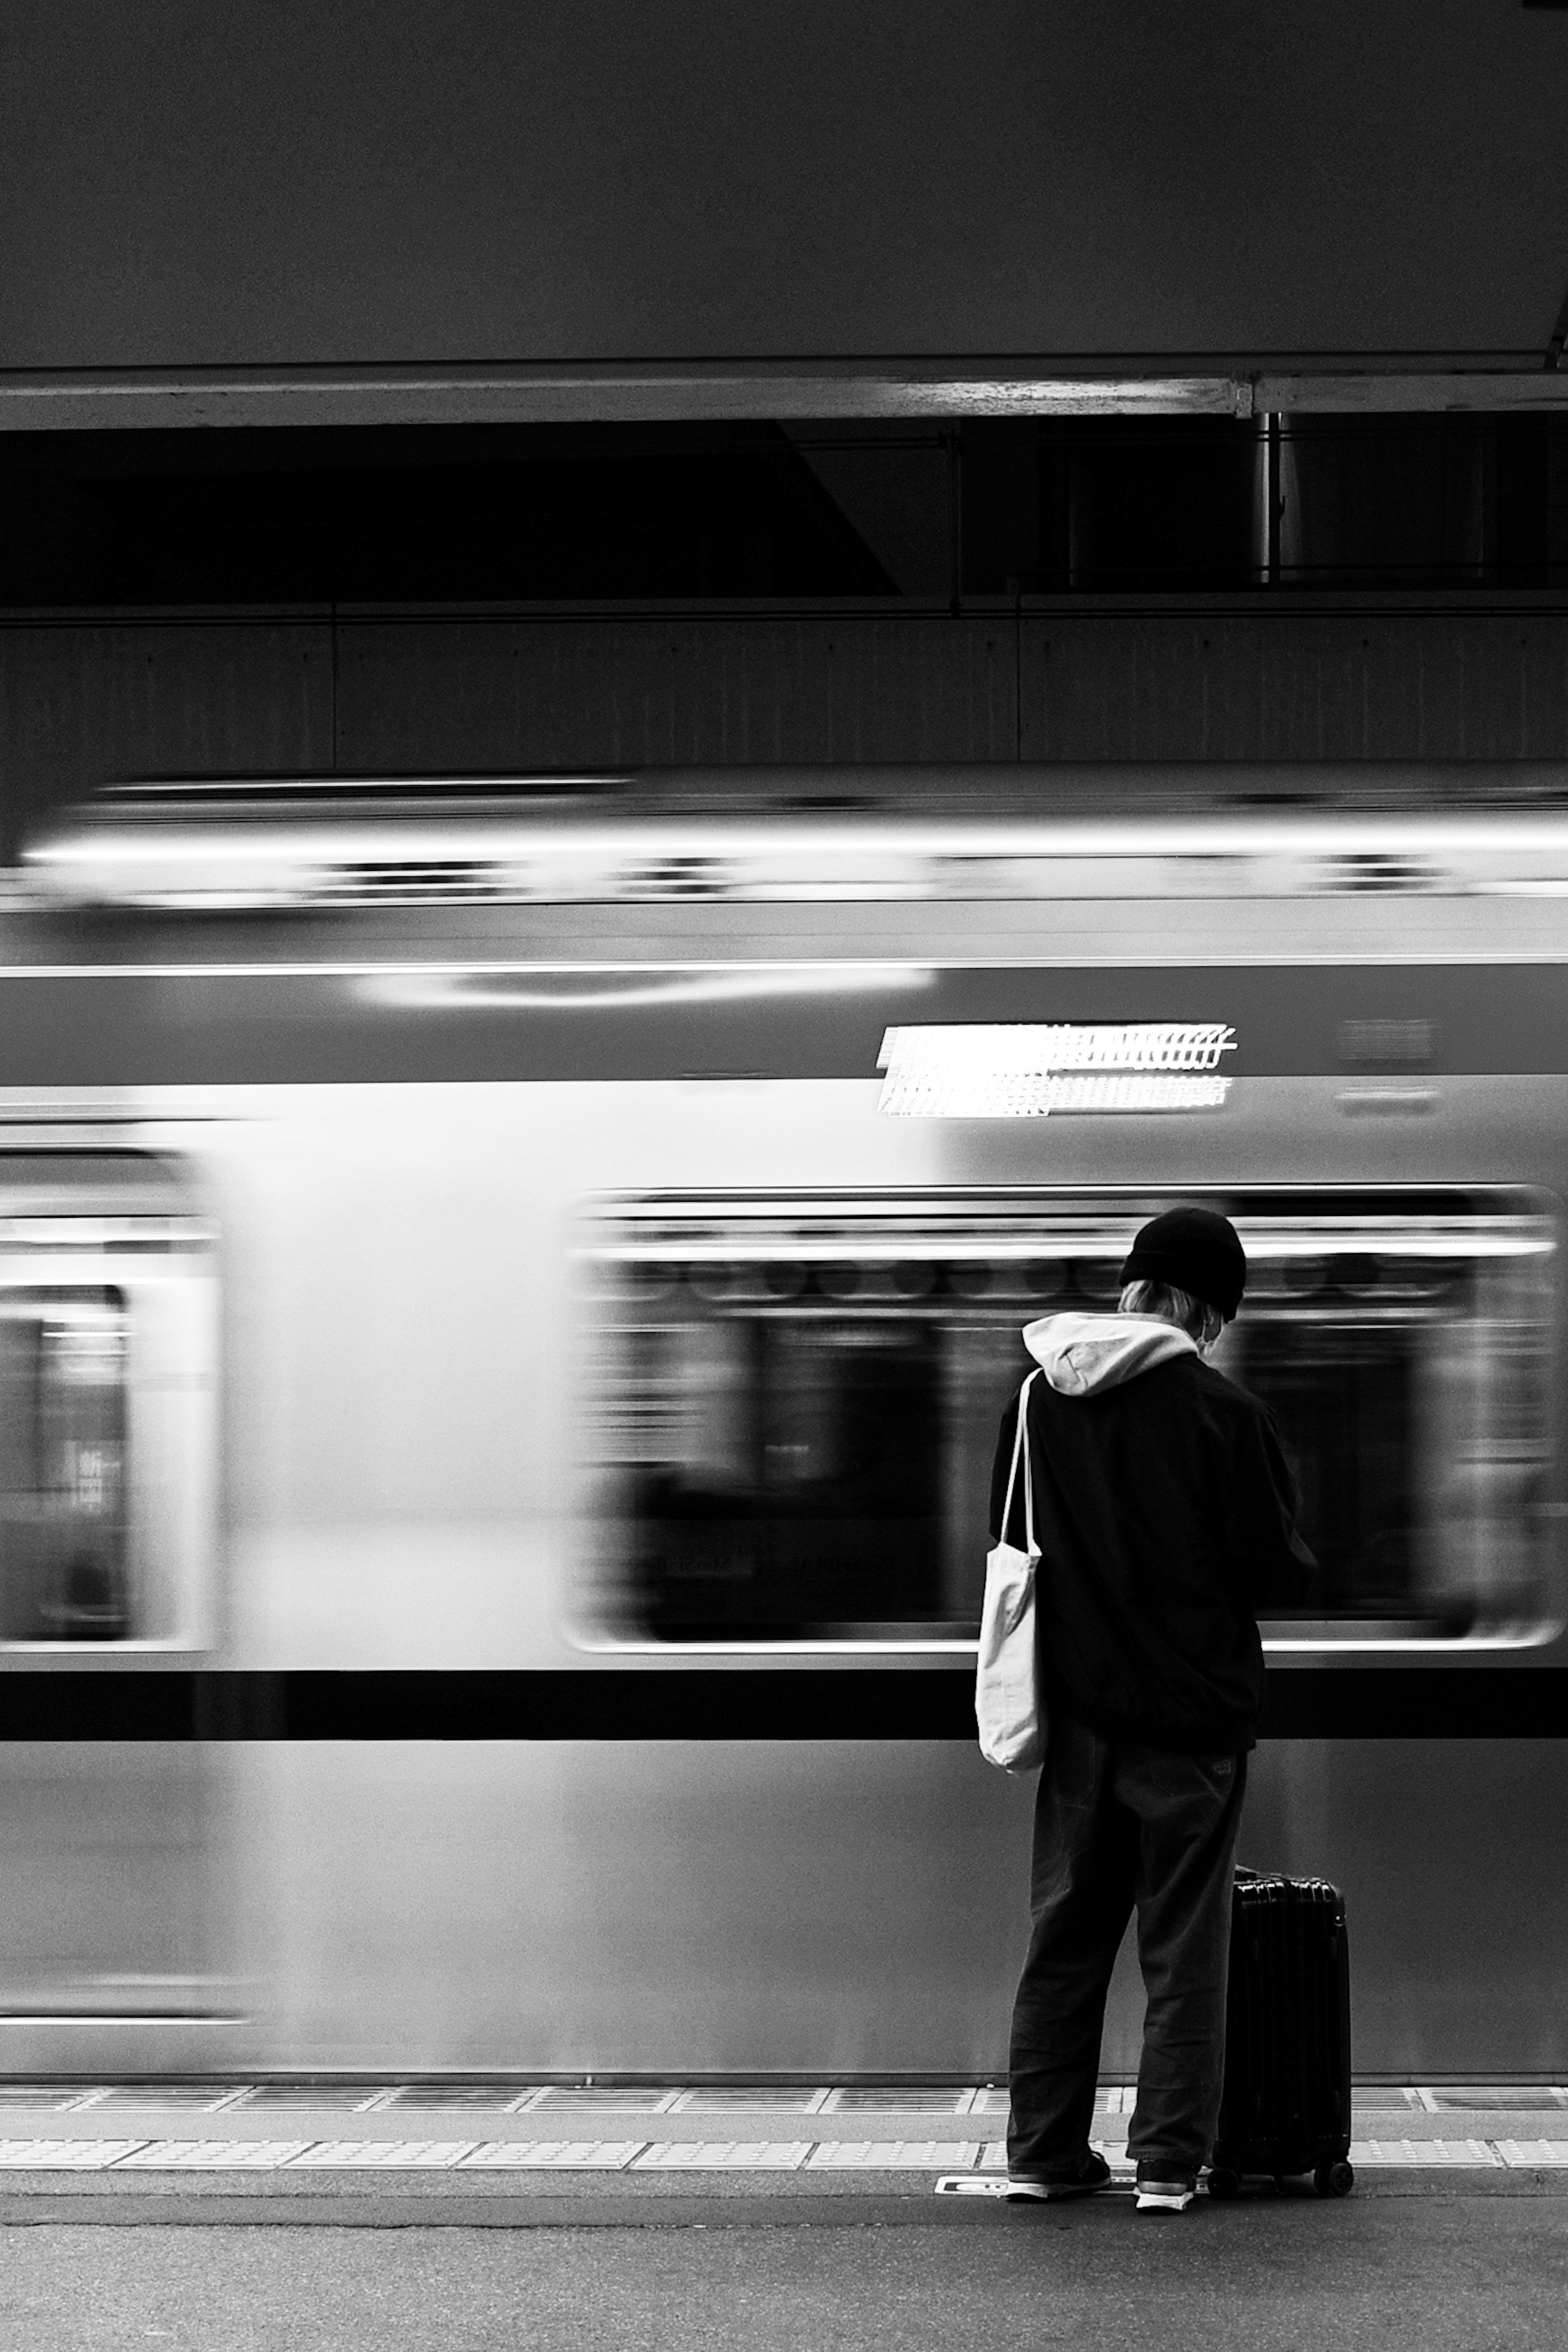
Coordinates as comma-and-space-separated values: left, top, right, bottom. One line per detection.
1, 2087, 1563, 2351
1, 2164, 1567, 2352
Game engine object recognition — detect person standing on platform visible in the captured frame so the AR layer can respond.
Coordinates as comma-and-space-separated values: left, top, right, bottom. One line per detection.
991, 1207, 1311, 2215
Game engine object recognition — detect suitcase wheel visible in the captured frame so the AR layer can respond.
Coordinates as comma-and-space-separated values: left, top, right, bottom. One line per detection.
1206, 2166, 1243, 2201
1314, 2160, 1355, 2198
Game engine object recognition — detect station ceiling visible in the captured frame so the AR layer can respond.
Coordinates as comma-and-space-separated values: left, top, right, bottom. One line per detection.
2, 1, 1568, 427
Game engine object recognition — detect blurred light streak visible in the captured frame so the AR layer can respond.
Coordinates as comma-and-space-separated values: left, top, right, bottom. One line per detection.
361, 964, 934, 1012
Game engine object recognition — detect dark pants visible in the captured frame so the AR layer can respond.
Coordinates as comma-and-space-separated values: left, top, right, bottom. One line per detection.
1007, 1713, 1247, 2180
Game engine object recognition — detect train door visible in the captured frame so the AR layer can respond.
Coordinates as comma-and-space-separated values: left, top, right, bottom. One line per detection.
0, 1147, 221, 2062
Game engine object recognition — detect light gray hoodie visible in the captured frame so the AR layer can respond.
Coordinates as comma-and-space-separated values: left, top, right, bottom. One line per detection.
1023, 1311, 1198, 1398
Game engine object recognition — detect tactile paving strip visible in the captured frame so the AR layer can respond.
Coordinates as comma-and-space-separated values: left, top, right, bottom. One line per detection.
1430, 2089, 1568, 2112
384, 2087, 541, 2112
231, 2086, 388, 2113
1495, 2141, 1568, 2166
634, 2142, 811, 2169
526, 2089, 680, 2112
1349, 2139, 1503, 2166
820, 2089, 974, 2115
89, 2087, 256, 2113
0, 2126, 1556, 2173
673, 2089, 830, 2114
0, 2140, 147, 2168
459, 2140, 645, 2169
117, 2142, 312, 2170
0, 2089, 105, 2111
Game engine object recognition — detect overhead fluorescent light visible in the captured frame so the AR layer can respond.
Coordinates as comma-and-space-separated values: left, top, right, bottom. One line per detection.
877, 1022, 1236, 1118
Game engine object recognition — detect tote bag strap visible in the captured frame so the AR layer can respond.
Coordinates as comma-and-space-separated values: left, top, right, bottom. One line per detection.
999, 1368, 1040, 1551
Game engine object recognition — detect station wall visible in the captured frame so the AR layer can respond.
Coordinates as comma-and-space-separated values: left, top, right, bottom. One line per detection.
5, 603, 1568, 852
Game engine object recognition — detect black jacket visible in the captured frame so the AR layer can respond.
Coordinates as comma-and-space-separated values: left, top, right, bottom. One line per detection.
988, 1338, 1310, 1754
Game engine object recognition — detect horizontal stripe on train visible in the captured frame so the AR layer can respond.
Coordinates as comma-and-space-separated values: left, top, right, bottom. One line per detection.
0, 963, 1566, 1085
0, 1669, 1566, 1740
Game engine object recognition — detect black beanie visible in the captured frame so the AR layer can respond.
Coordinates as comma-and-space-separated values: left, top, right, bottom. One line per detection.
1119, 1207, 1247, 1323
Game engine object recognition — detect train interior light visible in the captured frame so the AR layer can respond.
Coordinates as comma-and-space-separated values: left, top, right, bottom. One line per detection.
876, 1025, 1237, 1118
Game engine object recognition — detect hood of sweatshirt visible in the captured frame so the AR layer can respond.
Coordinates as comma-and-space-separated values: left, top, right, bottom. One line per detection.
1022, 1310, 1198, 1397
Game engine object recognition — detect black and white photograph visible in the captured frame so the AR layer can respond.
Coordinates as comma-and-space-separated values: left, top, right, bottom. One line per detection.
0, 2, 1567, 2344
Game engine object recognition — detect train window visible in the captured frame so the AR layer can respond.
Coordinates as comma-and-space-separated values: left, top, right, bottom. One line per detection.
0, 1290, 131, 1639
0, 1152, 217, 1649
582, 1190, 1553, 1650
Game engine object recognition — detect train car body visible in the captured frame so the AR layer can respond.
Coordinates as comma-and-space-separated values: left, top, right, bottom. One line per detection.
1, 763, 1566, 2082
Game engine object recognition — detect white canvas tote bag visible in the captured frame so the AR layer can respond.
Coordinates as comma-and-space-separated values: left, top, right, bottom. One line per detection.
975, 1369, 1047, 1773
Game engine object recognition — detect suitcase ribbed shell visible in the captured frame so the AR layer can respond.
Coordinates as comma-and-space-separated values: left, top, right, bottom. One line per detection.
1212, 1869, 1352, 2186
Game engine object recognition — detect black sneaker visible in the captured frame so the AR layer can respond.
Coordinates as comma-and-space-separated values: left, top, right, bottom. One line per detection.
1005, 2150, 1113, 2202
1134, 2164, 1197, 2214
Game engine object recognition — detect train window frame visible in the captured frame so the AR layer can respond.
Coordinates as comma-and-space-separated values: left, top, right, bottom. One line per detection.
576, 1185, 1558, 1658
0, 1147, 219, 1655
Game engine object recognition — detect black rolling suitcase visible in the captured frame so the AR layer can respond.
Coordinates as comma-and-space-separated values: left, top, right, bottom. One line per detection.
1208, 1868, 1355, 2200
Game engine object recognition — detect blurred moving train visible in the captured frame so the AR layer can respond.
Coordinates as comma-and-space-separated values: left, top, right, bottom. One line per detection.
2, 760, 1567, 2082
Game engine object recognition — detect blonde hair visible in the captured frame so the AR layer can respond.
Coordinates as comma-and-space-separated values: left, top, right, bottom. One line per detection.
1118, 1279, 1214, 1342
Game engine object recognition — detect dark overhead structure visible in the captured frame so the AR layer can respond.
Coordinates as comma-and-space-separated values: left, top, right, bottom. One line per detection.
2, 2, 1568, 845
2, 0, 1568, 430
2, 414, 1561, 607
